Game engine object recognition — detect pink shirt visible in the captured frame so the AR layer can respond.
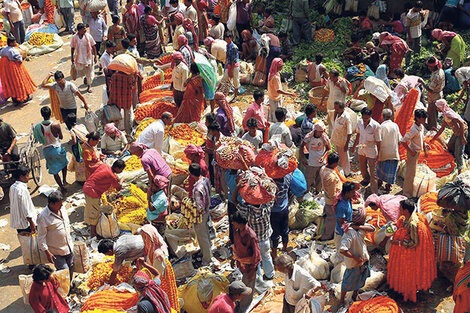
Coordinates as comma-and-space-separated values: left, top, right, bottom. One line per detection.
242, 102, 268, 130
141, 149, 172, 178
208, 294, 236, 313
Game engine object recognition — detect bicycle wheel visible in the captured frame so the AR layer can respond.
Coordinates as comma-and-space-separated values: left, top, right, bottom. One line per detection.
29, 147, 42, 186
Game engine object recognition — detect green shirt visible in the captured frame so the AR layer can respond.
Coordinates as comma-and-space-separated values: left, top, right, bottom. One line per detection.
291, 0, 309, 19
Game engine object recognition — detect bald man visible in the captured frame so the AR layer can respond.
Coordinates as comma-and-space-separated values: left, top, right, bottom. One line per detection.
136, 112, 174, 153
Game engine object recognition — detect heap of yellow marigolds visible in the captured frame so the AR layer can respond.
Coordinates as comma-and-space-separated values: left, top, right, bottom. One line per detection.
28, 32, 54, 46
86, 258, 134, 290
167, 124, 205, 146
124, 155, 143, 172
115, 184, 148, 225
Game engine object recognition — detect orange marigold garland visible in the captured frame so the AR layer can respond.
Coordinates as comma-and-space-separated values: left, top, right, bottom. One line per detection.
44, 0, 55, 24
81, 289, 139, 312
348, 296, 400, 313
419, 191, 441, 214
161, 259, 180, 312
454, 261, 470, 313
135, 101, 178, 121
87, 260, 134, 290
365, 208, 387, 244
387, 213, 437, 302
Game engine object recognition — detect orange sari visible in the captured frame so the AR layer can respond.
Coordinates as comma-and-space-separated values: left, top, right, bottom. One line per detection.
174, 75, 205, 123
0, 57, 37, 102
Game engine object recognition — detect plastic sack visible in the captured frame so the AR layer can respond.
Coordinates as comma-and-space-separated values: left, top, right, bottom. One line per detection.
165, 228, 199, 258
256, 142, 298, 179
238, 167, 277, 205
364, 76, 392, 103
85, 0, 107, 12
173, 258, 197, 281
290, 169, 307, 198
226, 3, 237, 31
103, 104, 122, 122
296, 244, 330, 280
22, 3, 33, 27
84, 110, 99, 132
54, 10, 65, 28
21, 33, 63, 56
108, 53, 139, 75
412, 163, 436, 198
330, 262, 347, 284
437, 180, 470, 211
290, 200, 323, 230
96, 211, 121, 239
295, 295, 326, 313
73, 241, 91, 274
17, 233, 48, 265
215, 137, 256, 170
179, 270, 229, 313
19, 269, 70, 304
25, 23, 59, 41
210, 201, 227, 222
70, 63, 78, 80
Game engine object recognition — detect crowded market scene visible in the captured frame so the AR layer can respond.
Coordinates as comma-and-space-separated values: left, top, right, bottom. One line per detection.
2, 0, 470, 311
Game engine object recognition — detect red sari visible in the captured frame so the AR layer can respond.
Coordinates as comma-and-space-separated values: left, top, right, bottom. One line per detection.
379, 33, 409, 72
174, 75, 205, 123
29, 280, 69, 313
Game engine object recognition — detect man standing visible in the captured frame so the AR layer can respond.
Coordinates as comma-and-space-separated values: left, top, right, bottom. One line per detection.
37, 191, 74, 280
242, 90, 268, 133
83, 160, 125, 238
271, 173, 293, 260
183, 0, 198, 33
209, 281, 253, 313
109, 69, 139, 134
351, 107, 381, 194
400, 109, 427, 197
405, 1, 425, 65
137, 112, 174, 153
71, 23, 98, 93
222, 33, 240, 100
421, 56, 445, 130
190, 163, 213, 266
320, 152, 342, 241
331, 101, 353, 176
321, 70, 350, 133
231, 210, 261, 313
33, 107, 69, 194
290, 0, 312, 46
41, 71, 89, 129
9, 165, 37, 234
208, 14, 224, 40
378, 109, 401, 193
4, 0, 25, 43
275, 254, 320, 313
58, 0, 75, 33
171, 52, 189, 107
300, 104, 317, 139
235, 0, 253, 45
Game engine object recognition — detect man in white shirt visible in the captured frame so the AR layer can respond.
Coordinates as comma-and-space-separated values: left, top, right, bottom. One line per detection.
268, 108, 293, 148
331, 101, 353, 176
37, 191, 74, 279
351, 107, 381, 194
183, 0, 198, 31
275, 254, 321, 313
100, 41, 116, 70
171, 52, 189, 107
400, 109, 427, 197
321, 70, 350, 133
208, 14, 225, 40
136, 112, 174, 153
405, 1, 426, 65
4, 0, 25, 43
377, 109, 401, 193
9, 164, 37, 234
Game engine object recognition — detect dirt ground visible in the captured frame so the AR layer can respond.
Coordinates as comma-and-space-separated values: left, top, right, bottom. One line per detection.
0, 10, 460, 313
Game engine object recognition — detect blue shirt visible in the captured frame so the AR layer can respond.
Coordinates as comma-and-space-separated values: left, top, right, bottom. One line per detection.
84, 16, 108, 42
301, 117, 315, 139
0, 46, 22, 62
272, 173, 293, 213
225, 171, 243, 204
445, 68, 461, 94
225, 42, 239, 68
335, 199, 352, 236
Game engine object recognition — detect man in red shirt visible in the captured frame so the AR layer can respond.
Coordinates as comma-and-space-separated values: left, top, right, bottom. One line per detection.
208, 281, 252, 313
231, 210, 261, 313
83, 159, 125, 237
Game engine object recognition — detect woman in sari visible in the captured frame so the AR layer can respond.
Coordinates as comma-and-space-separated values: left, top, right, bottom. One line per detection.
174, 63, 205, 123
454, 260, 470, 313
108, 15, 127, 50
81, 131, 105, 178
140, 5, 162, 59
197, 1, 209, 42
139, 224, 169, 274
214, 92, 235, 136
132, 270, 172, 313
387, 199, 436, 303
241, 30, 258, 61
218, 0, 230, 23
432, 28, 466, 68
183, 18, 199, 51
123, 0, 140, 37
379, 32, 410, 73
375, 64, 390, 88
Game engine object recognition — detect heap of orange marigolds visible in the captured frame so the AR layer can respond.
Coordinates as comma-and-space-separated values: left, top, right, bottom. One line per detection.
348, 296, 400, 313
168, 124, 205, 146
87, 259, 134, 290
142, 68, 172, 91
81, 289, 139, 312
139, 89, 173, 103
364, 207, 387, 244
154, 54, 172, 65
161, 259, 180, 312
315, 28, 335, 43
419, 191, 441, 214
135, 101, 178, 121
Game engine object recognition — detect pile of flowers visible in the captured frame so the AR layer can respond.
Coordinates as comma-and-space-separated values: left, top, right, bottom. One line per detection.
124, 155, 143, 172
142, 68, 172, 91
87, 259, 134, 290
365, 207, 387, 244
115, 184, 148, 225
28, 32, 54, 46
315, 28, 335, 43
348, 296, 400, 313
419, 191, 441, 214
168, 124, 205, 146
154, 54, 172, 65
139, 89, 173, 104
0, 34, 7, 48
134, 101, 177, 121
81, 289, 139, 311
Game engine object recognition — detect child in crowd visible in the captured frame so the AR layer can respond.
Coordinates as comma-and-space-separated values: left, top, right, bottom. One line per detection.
242, 118, 264, 149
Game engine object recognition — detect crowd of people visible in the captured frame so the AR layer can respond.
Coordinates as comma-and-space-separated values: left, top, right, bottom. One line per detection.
2, 0, 470, 312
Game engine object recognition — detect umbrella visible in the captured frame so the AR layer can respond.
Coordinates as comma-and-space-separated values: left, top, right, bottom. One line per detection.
194, 52, 217, 93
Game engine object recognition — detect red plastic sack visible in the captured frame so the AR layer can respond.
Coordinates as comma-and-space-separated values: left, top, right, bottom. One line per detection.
215, 137, 256, 170
238, 167, 277, 205
255, 143, 298, 179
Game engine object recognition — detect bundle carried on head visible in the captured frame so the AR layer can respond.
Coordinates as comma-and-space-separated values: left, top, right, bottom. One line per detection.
255, 140, 298, 178
215, 137, 256, 170
238, 167, 277, 205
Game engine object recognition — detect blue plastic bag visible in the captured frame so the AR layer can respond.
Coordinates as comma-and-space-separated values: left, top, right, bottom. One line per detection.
290, 169, 307, 197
